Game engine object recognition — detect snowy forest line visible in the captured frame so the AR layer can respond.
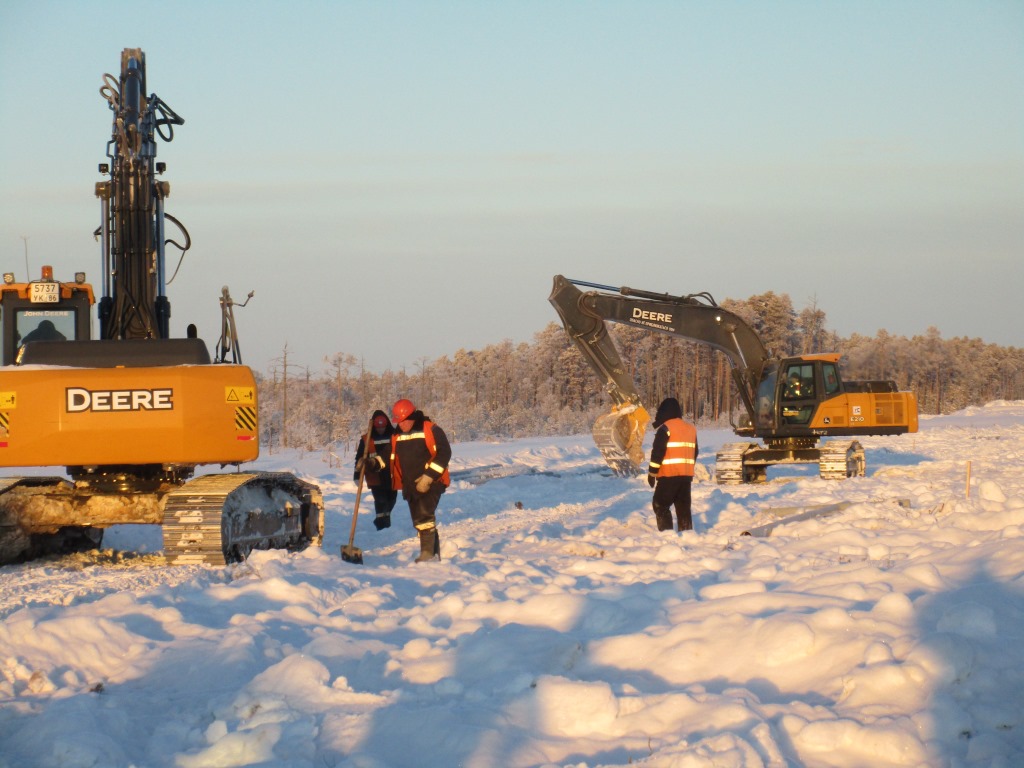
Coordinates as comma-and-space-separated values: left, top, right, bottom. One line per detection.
253, 290, 1024, 454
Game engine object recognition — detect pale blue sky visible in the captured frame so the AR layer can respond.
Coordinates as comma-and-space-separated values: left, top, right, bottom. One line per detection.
2, 1, 1022, 375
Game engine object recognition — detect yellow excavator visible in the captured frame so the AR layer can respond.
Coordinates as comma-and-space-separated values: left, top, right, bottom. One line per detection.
0, 49, 323, 565
549, 275, 918, 482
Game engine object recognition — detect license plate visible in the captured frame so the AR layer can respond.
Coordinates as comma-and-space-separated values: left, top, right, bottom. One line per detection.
29, 283, 59, 303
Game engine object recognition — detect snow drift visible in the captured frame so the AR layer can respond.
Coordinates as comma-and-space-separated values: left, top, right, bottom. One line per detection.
1, 403, 1023, 767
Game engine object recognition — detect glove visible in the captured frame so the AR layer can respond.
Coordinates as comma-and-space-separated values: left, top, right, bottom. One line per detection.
647, 472, 657, 488
373, 514, 391, 531
357, 455, 383, 475
415, 474, 433, 494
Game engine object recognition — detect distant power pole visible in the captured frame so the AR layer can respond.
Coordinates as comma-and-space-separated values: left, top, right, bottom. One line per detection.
20, 236, 29, 280
282, 345, 289, 448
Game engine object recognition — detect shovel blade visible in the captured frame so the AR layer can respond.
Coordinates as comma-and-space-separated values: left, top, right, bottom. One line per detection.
340, 545, 363, 564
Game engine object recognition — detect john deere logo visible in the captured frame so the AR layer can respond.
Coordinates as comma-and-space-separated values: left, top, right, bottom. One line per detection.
66, 387, 173, 412
632, 308, 673, 323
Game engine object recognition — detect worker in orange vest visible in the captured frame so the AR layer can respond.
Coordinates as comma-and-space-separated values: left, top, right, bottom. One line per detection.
646, 397, 698, 532
389, 398, 452, 562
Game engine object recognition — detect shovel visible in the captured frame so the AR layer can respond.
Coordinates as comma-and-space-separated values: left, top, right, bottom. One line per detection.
341, 419, 375, 564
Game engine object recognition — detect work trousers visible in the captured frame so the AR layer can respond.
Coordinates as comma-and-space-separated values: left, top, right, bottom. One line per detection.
403, 484, 445, 532
370, 486, 398, 517
652, 475, 693, 532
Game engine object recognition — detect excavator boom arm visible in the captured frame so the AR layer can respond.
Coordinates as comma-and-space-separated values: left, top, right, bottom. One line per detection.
549, 277, 642, 408
97, 48, 185, 341
549, 275, 769, 421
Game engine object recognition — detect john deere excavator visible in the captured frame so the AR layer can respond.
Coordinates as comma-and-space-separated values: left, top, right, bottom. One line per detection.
549, 275, 918, 483
0, 49, 323, 565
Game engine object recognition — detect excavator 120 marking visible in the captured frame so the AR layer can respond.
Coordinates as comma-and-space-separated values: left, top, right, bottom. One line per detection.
549, 275, 918, 482
0, 49, 323, 565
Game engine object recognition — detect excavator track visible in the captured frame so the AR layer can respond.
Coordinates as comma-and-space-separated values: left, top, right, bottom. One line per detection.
715, 440, 866, 483
818, 440, 865, 480
714, 443, 764, 484
0, 477, 120, 564
162, 472, 324, 565
0, 472, 324, 567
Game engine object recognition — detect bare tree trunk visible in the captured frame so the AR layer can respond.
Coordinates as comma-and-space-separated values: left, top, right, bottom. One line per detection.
282, 345, 289, 448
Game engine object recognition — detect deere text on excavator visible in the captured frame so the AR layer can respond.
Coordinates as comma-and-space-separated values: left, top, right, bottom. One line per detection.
549, 275, 918, 483
0, 49, 323, 565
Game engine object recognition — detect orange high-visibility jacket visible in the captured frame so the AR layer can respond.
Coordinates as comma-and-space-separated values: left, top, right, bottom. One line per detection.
649, 417, 697, 477
390, 420, 451, 490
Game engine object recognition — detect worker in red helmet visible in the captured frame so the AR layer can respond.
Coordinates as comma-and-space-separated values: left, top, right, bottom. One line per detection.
354, 409, 398, 530
389, 398, 452, 562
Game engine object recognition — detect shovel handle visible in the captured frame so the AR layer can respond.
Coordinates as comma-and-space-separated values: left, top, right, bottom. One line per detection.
348, 418, 376, 547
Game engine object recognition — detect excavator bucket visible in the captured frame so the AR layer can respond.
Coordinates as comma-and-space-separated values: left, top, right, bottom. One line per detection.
592, 404, 650, 476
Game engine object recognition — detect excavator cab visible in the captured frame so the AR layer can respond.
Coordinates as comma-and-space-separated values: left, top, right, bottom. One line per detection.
1, 267, 94, 366
754, 353, 915, 439
753, 358, 838, 430
779, 361, 816, 425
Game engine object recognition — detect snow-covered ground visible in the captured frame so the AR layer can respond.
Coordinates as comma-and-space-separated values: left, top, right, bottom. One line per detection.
2, 403, 1023, 768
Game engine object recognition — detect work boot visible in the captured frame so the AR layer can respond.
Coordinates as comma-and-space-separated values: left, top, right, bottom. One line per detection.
415, 529, 439, 563
653, 505, 673, 532
373, 513, 391, 531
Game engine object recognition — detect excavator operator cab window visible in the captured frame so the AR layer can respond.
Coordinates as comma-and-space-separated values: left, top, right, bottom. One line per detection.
782, 364, 815, 400
822, 363, 841, 396
16, 310, 74, 347
2, 294, 92, 365
1, 280, 94, 365
781, 362, 815, 424
754, 363, 779, 430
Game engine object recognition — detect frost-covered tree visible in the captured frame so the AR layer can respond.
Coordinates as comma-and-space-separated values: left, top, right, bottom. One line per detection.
252, 295, 1024, 450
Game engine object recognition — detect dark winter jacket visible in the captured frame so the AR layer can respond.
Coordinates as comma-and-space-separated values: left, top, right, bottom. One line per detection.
649, 398, 698, 478
390, 410, 452, 494
354, 409, 395, 486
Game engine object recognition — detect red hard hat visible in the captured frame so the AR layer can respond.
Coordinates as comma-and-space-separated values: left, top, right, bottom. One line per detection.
391, 398, 415, 423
